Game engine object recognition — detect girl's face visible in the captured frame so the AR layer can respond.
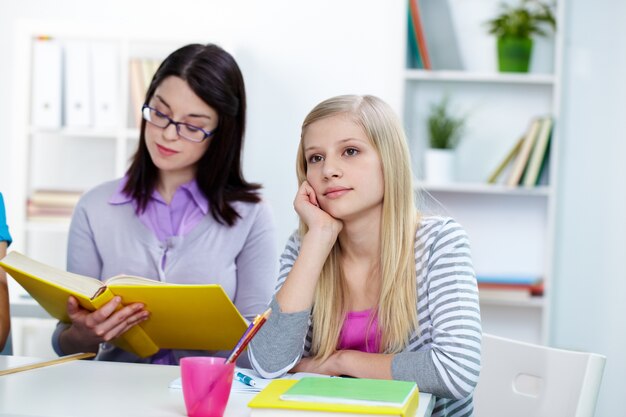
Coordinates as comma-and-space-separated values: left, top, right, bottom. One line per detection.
144, 76, 219, 180
302, 114, 384, 222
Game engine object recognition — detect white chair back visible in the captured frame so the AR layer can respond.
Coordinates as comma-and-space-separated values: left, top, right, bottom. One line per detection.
474, 333, 606, 417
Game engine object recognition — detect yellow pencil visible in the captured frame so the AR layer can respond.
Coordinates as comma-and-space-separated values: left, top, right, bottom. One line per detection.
0, 352, 96, 376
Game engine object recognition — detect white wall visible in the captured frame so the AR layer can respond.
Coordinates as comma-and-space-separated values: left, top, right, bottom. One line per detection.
0, 0, 405, 247
552, 1, 626, 416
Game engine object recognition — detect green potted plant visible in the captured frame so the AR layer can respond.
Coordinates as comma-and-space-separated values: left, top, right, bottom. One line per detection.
424, 96, 466, 184
486, 0, 556, 72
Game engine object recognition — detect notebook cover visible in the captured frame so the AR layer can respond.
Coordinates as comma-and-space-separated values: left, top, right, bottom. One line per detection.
248, 379, 419, 417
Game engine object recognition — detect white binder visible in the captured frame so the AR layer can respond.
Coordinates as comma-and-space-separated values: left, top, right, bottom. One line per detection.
91, 41, 119, 129
31, 38, 62, 128
63, 40, 92, 127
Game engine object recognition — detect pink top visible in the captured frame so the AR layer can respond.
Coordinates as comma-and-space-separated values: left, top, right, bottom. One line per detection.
337, 309, 380, 353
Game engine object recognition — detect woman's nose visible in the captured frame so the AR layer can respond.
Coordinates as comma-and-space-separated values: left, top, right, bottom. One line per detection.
162, 123, 179, 141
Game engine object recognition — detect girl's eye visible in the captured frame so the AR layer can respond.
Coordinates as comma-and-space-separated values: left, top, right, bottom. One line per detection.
345, 148, 359, 156
308, 155, 323, 163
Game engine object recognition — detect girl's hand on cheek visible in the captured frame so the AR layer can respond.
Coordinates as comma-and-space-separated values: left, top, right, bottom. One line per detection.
294, 181, 343, 237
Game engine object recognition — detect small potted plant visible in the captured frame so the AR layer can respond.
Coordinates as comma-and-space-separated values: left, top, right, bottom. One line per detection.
424, 96, 466, 184
485, 0, 556, 72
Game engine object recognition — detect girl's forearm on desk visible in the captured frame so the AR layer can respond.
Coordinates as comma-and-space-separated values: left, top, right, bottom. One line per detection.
335, 350, 394, 379
295, 351, 394, 379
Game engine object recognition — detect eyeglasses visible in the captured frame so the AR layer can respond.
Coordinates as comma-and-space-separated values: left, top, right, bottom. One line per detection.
141, 105, 215, 143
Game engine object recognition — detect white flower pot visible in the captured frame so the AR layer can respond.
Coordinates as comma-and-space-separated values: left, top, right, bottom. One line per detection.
424, 149, 456, 184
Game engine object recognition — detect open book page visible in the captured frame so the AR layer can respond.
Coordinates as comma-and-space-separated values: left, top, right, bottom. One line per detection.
169, 367, 331, 393
105, 274, 168, 286
0, 251, 104, 297
1, 251, 247, 358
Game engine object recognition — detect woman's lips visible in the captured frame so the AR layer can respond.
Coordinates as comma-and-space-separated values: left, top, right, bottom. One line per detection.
157, 144, 178, 156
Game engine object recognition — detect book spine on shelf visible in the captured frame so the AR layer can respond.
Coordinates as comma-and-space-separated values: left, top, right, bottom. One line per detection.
91, 41, 120, 129
128, 58, 146, 128
507, 118, 542, 187
522, 117, 554, 187
31, 37, 62, 129
418, 0, 463, 70
487, 136, 524, 184
476, 275, 542, 286
406, 7, 423, 69
408, 0, 431, 70
64, 40, 93, 128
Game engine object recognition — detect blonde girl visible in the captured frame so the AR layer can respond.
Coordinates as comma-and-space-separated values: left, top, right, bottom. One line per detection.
249, 95, 481, 417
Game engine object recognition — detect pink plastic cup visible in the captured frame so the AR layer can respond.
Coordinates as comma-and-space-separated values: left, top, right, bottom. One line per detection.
180, 357, 235, 417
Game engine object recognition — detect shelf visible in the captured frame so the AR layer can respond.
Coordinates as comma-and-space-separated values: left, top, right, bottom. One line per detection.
29, 126, 119, 139
126, 128, 140, 139
416, 182, 552, 196
479, 296, 545, 309
25, 219, 71, 232
405, 69, 556, 85
9, 298, 50, 319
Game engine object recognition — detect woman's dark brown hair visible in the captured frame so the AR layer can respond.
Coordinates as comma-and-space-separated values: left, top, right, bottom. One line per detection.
124, 43, 260, 226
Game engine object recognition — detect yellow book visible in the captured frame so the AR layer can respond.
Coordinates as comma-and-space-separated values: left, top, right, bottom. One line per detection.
506, 118, 542, 187
248, 379, 419, 417
486, 136, 524, 184
0, 251, 247, 358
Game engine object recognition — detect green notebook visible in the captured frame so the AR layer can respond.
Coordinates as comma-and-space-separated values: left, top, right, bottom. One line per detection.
279, 377, 417, 407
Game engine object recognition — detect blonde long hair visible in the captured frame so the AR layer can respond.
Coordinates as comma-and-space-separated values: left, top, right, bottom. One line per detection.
297, 95, 420, 360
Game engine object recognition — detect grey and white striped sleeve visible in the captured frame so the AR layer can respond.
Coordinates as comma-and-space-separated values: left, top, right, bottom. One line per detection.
248, 232, 311, 378
392, 218, 482, 400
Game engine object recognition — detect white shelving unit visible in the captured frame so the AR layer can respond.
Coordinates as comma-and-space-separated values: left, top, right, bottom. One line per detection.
7, 21, 205, 355
9, 21, 198, 266
404, 1, 564, 344
406, 69, 556, 85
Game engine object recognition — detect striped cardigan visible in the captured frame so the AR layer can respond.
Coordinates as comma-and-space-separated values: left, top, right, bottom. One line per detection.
249, 216, 482, 417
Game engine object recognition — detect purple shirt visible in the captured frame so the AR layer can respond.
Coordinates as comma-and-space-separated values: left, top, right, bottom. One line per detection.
337, 309, 380, 353
109, 178, 207, 244
110, 179, 214, 364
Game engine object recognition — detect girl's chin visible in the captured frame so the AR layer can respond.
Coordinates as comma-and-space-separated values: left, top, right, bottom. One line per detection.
319, 207, 344, 220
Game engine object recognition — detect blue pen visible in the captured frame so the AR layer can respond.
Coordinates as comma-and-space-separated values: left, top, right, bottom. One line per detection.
235, 371, 257, 387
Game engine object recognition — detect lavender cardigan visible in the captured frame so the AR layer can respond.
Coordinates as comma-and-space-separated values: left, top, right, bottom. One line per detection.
52, 179, 278, 365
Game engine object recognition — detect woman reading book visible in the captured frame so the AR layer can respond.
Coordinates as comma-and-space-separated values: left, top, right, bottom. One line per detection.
53, 43, 277, 365
248, 95, 482, 416
0, 192, 12, 351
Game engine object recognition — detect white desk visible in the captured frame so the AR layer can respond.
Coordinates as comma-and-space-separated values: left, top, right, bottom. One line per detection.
0, 356, 435, 416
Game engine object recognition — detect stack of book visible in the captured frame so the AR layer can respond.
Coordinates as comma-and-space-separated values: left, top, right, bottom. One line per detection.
27, 189, 83, 222
487, 116, 554, 187
477, 276, 544, 302
248, 377, 419, 417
